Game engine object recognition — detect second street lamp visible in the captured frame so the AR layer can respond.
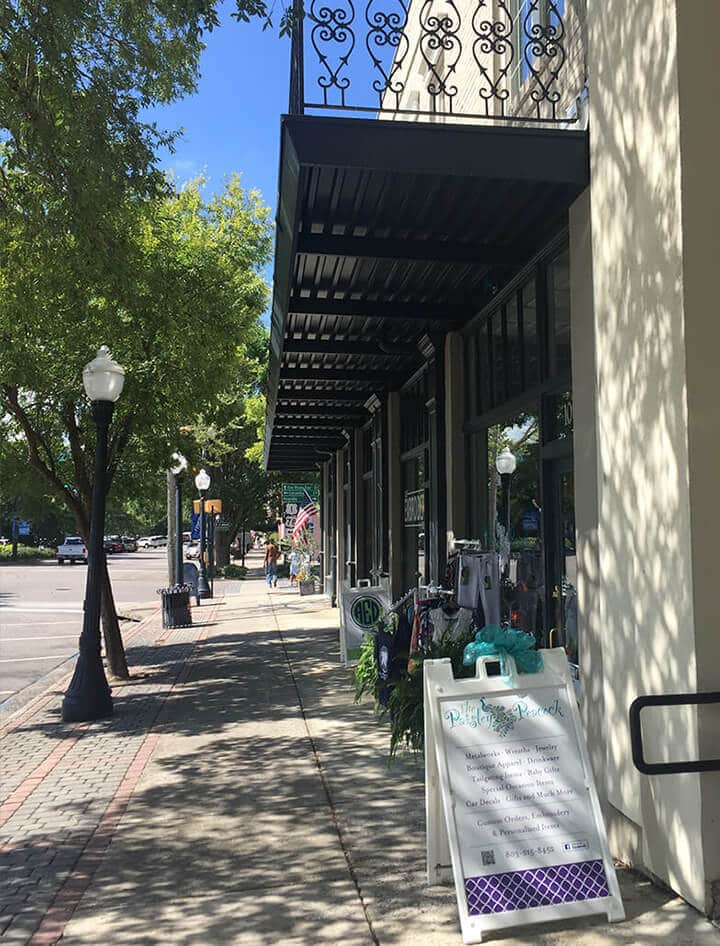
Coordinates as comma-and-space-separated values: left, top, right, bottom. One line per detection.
170, 451, 188, 585
195, 468, 212, 599
495, 445, 517, 546
62, 346, 125, 723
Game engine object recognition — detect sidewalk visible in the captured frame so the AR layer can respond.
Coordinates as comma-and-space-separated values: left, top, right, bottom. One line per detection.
1, 562, 718, 946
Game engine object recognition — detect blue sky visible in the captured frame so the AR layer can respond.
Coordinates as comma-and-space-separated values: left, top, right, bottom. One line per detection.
144, 4, 292, 313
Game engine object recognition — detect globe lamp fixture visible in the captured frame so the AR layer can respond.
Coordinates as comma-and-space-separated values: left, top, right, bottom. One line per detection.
495, 446, 517, 476
82, 346, 125, 403
195, 468, 211, 492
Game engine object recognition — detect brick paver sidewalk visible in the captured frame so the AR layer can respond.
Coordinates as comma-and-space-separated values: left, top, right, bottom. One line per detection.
2, 565, 719, 946
0, 597, 220, 944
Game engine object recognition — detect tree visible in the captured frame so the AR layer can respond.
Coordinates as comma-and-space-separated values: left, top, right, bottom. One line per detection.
0, 176, 272, 676
186, 323, 278, 564
0, 1, 284, 241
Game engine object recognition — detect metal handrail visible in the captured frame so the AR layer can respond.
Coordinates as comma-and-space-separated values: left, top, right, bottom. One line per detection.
629, 692, 720, 775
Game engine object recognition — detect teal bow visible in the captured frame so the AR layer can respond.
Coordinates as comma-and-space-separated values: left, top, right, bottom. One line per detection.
463, 625, 543, 678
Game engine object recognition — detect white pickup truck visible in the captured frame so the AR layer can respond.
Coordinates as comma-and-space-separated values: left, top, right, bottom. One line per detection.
56, 536, 87, 564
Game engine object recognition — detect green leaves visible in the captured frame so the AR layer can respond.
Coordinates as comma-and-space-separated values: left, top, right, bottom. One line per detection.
0, 173, 272, 527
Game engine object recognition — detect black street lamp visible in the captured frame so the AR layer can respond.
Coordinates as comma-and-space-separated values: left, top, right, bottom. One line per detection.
170, 452, 188, 585
62, 347, 125, 723
495, 445, 517, 547
195, 468, 212, 599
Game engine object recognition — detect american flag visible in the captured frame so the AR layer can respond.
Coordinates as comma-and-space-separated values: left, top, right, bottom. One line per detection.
291, 493, 319, 539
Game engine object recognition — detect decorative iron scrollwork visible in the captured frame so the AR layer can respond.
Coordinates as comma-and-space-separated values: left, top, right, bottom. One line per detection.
365, 0, 409, 110
472, 0, 513, 117
419, 0, 462, 112
300, 0, 573, 122
523, 0, 566, 119
310, 0, 356, 106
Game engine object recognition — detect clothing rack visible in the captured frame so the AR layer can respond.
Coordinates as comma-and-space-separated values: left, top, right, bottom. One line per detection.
387, 587, 415, 612
449, 537, 491, 555
418, 583, 455, 599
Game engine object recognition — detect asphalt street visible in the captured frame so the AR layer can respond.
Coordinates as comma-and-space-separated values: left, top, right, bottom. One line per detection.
0, 548, 169, 710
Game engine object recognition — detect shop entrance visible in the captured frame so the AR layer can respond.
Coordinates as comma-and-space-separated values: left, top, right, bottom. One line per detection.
545, 457, 578, 669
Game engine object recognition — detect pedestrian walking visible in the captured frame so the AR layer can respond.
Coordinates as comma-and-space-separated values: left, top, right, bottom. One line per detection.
264, 538, 279, 588
289, 546, 300, 587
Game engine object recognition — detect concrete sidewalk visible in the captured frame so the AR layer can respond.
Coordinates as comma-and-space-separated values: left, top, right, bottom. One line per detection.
1, 566, 719, 945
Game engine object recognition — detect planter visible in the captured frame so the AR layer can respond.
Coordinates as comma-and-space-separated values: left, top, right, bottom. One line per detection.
298, 579, 316, 596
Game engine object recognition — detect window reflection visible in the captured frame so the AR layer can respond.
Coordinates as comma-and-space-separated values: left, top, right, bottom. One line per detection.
488, 412, 544, 642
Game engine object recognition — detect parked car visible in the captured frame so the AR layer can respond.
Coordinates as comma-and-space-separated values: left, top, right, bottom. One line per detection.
184, 541, 200, 560
121, 535, 138, 552
57, 536, 87, 564
148, 535, 167, 547
103, 535, 123, 553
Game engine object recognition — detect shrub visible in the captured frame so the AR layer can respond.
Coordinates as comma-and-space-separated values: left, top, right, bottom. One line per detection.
219, 563, 247, 579
0, 544, 55, 561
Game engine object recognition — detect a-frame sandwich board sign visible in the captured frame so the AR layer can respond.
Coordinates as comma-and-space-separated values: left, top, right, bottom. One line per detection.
424, 648, 624, 944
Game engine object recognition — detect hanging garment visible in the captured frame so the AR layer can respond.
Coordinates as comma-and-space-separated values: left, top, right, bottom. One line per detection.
428, 605, 474, 646
456, 553, 501, 625
409, 598, 435, 667
375, 607, 413, 706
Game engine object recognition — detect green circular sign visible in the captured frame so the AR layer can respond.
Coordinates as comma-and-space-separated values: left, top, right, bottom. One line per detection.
350, 595, 382, 630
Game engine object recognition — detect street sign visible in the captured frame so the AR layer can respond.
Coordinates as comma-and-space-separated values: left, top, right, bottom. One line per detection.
282, 483, 319, 533
282, 483, 319, 504
424, 650, 623, 943
403, 489, 425, 526
521, 510, 540, 533
17, 520, 31, 536
193, 498, 222, 514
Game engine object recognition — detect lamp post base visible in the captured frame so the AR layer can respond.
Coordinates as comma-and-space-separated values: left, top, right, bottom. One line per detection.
197, 573, 213, 599
62, 653, 113, 722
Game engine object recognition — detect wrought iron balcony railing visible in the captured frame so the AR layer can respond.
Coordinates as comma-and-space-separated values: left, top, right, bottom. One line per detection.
289, 0, 586, 124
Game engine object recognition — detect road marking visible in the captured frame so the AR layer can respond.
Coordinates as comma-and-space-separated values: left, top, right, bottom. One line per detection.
0, 620, 79, 627
1, 635, 78, 642
0, 655, 69, 663
0, 607, 84, 614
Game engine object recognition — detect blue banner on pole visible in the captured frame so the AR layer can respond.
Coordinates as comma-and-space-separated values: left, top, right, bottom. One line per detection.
191, 512, 201, 540
18, 520, 31, 536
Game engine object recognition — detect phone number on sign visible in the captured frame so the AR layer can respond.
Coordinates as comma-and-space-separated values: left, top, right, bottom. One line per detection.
506, 846, 555, 859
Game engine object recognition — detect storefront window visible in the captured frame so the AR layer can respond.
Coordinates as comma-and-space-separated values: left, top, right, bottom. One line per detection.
548, 249, 571, 377
522, 278, 540, 388
558, 468, 577, 665
506, 296, 522, 399
402, 453, 427, 588
488, 412, 544, 642
491, 310, 505, 405
545, 389, 574, 442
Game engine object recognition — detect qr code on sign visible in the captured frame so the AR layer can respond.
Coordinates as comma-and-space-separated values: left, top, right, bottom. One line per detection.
481, 850, 496, 866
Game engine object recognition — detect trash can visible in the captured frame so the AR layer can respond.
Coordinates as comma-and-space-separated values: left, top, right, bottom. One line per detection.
158, 584, 192, 628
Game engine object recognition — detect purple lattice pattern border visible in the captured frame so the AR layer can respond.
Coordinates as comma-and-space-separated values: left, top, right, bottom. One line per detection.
465, 859, 610, 915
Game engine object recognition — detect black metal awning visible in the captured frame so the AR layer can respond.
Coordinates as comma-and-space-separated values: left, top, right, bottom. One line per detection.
264, 115, 589, 471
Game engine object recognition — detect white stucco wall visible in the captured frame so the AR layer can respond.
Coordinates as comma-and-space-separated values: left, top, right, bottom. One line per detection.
585, 0, 708, 911
675, 2, 720, 911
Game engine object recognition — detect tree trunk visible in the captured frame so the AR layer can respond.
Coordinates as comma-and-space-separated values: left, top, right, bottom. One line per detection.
101, 557, 129, 679
74, 512, 129, 680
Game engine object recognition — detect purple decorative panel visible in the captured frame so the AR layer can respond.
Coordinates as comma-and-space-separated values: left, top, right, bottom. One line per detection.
465, 860, 610, 915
